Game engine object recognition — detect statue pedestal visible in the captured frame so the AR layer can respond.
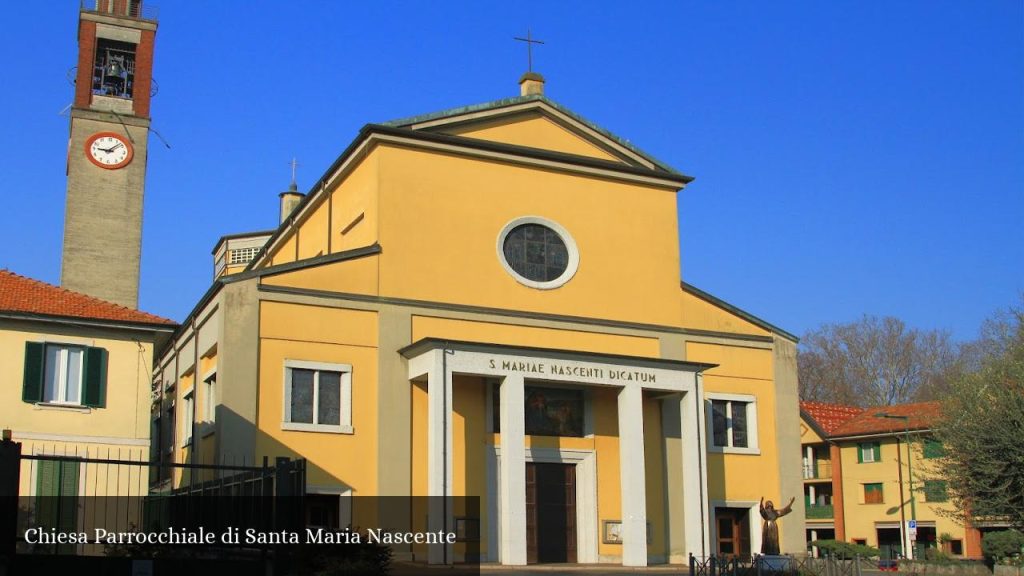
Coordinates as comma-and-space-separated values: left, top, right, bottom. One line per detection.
758, 555, 792, 573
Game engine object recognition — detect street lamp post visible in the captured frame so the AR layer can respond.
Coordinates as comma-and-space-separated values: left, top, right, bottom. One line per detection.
876, 412, 917, 559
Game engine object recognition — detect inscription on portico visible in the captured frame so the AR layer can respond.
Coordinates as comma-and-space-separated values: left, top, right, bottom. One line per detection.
488, 358, 657, 384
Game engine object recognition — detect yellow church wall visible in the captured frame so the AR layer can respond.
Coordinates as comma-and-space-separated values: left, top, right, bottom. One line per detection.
272, 234, 298, 266
593, 387, 622, 559
297, 197, 330, 260
411, 316, 660, 357
259, 254, 380, 295
330, 151, 380, 254
643, 397, 667, 558
256, 302, 380, 494
442, 113, 623, 163
681, 290, 771, 338
452, 376, 488, 557
837, 439, 965, 552
411, 381, 427, 496
376, 144, 683, 327
686, 341, 782, 508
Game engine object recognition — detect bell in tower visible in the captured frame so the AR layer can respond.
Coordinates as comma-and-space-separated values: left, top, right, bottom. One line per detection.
61, 1, 157, 309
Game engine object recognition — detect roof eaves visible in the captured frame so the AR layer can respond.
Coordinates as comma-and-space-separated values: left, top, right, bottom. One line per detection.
211, 229, 277, 255
0, 310, 177, 332
383, 94, 690, 179
800, 409, 831, 440
681, 281, 799, 343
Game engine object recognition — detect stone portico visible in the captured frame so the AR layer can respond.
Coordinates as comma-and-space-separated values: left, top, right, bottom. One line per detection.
401, 339, 715, 566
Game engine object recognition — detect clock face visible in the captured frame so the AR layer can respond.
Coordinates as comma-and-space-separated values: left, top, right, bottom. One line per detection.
85, 132, 133, 169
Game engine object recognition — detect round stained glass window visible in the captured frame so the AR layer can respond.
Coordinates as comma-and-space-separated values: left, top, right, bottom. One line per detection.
497, 217, 579, 289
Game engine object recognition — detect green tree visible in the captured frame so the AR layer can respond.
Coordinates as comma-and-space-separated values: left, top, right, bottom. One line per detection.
932, 302, 1024, 530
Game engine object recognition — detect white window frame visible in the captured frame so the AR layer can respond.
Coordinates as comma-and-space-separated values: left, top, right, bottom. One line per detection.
496, 216, 580, 290
42, 344, 86, 405
706, 392, 760, 455
181, 389, 194, 448
860, 442, 881, 463
282, 360, 353, 434
202, 369, 217, 424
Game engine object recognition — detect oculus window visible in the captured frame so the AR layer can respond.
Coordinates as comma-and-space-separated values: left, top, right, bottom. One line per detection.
497, 217, 579, 289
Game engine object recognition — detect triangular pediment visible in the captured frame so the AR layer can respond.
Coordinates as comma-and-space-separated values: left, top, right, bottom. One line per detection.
383, 96, 684, 175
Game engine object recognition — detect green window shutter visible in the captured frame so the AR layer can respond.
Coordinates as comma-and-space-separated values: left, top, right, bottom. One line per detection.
857, 443, 864, 463
82, 347, 108, 408
873, 442, 881, 462
924, 480, 948, 502
22, 342, 45, 403
923, 439, 945, 459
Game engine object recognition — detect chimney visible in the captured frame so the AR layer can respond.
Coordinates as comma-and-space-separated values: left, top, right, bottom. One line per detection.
519, 72, 545, 96
279, 183, 304, 223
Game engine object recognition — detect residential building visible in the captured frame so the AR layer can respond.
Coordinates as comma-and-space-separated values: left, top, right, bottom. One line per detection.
1, 269, 174, 502
800, 400, 984, 560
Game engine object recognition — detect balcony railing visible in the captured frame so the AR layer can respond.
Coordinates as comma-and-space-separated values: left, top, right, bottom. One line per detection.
806, 504, 834, 519
803, 460, 833, 480
81, 0, 158, 21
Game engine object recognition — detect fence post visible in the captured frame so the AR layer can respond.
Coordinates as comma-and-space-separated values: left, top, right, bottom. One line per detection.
690, 553, 696, 576
0, 433, 23, 574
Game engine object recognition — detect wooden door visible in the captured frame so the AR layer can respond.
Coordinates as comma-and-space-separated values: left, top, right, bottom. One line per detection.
526, 463, 577, 563
715, 507, 751, 558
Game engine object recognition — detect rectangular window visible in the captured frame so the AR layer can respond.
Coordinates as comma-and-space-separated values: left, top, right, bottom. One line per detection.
858, 442, 881, 463
853, 539, 867, 546
23, 342, 107, 407
709, 397, 754, 450
864, 483, 884, 504
923, 438, 945, 459
43, 345, 84, 404
182, 390, 194, 447
924, 480, 948, 502
229, 247, 260, 265
283, 361, 353, 434
949, 539, 963, 555
204, 373, 216, 423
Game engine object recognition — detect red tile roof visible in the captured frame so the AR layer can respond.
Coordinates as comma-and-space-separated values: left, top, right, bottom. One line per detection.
828, 401, 942, 438
800, 401, 863, 435
0, 269, 175, 326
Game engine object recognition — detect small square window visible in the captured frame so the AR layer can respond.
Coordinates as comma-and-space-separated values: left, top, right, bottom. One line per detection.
864, 483, 884, 504
923, 438, 945, 459
859, 442, 881, 463
924, 480, 948, 502
283, 361, 353, 434
949, 539, 963, 555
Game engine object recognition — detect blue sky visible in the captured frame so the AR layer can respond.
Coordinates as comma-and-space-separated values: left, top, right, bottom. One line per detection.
2, 1, 1021, 341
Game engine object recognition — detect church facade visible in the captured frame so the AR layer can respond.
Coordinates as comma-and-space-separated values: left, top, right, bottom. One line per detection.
151, 76, 804, 566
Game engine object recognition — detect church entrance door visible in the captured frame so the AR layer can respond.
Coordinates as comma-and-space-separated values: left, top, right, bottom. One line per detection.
525, 462, 577, 563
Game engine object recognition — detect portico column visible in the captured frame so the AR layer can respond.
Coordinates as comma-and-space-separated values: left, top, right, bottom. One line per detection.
426, 349, 453, 564
618, 385, 647, 566
499, 374, 527, 565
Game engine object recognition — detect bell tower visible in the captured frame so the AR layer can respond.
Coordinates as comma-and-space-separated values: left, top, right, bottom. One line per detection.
61, 0, 157, 308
